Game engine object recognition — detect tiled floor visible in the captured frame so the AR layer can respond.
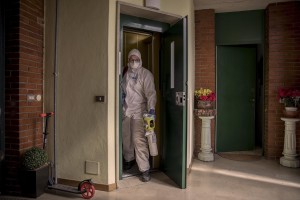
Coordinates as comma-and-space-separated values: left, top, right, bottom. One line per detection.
1, 155, 300, 200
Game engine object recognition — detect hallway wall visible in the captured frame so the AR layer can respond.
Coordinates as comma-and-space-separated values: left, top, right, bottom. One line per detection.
43, 0, 195, 191
45, 0, 110, 190
265, 1, 300, 158
4, 0, 44, 194
194, 9, 216, 156
15, 1, 198, 194
195, 1, 300, 159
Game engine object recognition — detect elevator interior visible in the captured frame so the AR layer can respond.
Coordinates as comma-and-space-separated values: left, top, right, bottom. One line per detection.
122, 29, 162, 178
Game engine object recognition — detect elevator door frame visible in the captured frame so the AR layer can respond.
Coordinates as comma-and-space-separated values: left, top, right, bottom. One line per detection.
116, 1, 183, 183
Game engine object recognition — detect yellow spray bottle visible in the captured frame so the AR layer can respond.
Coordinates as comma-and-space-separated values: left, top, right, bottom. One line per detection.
143, 113, 158, 156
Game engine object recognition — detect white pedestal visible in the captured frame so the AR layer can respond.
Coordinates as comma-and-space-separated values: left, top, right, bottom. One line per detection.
198, 116, 214, 162
280, 118, 300, 168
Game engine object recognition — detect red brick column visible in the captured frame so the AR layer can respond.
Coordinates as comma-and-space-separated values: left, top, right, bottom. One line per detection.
194, 9, 216, 156
4, 0, 44, 194
265, 2, 300, 159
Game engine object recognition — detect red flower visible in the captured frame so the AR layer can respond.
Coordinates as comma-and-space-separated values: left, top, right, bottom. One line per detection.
278, 88, 300, 98
199, 92, 216, 102
292, 89, 300, 97
278, 88, 287, 99
278, 88, 300, 107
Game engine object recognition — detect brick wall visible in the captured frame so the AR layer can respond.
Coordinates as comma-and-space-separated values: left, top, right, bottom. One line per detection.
265, 1, 300, 159
194, 9, 216, 156
5, 0, 21, 193
4, 0, 44, 194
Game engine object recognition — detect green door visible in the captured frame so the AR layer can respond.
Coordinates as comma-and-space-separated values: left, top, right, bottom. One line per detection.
217, 46, 256, 152
161, 17, 187, 188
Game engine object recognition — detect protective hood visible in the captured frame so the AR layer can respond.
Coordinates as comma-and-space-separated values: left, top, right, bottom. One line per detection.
127, 49, 142, 70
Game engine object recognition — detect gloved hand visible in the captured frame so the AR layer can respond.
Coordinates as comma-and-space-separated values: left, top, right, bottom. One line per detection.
149, 109, 156, 120
149, 109, 155, 115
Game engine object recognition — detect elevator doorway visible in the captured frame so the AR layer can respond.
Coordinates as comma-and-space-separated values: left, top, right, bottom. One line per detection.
118, 15, 188, 189
117, 2, 188, 188
121, 29, 162, 178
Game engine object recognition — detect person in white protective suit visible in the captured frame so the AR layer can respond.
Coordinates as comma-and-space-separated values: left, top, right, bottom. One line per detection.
122, 49, 157, 182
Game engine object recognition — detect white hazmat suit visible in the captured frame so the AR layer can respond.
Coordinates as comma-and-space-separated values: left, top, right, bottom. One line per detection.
122, 49, 157, 173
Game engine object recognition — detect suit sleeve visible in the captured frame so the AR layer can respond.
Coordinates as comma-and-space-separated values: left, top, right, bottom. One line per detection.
143, 71, 157, 111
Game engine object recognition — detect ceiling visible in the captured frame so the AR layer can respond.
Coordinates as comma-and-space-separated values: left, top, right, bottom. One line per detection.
194, 0, 298, 13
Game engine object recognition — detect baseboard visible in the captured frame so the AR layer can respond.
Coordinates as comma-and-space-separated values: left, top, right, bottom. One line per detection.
187, 156, 194, 174
58, 178, 117, 192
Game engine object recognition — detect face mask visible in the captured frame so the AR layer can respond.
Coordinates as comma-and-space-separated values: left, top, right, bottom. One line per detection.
130, 61, 140, 69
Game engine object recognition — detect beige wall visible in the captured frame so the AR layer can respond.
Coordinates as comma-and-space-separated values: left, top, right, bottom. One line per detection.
45, 0, 195, 187
45, 0, 110, 184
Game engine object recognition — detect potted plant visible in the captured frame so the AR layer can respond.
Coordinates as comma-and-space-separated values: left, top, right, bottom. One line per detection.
20, 147, 49, 198
194, 88, 216, 116
195, 88, 216, 108
278, 88, 300, 117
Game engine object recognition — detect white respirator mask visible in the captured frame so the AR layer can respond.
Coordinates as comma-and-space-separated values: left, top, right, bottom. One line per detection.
130, 61, 140, 69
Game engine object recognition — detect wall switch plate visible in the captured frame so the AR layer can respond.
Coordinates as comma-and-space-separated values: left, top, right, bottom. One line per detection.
27, 94, 35, 102
27, 94, 42, 102
95, 96, 105, 102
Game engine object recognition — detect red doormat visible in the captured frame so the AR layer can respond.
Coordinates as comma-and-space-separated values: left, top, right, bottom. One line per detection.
217, 153, 262, 162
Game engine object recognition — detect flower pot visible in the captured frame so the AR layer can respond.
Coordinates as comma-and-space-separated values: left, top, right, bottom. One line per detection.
197, 100, 214, 109
284, 107, 299, 118
194, 109, 216, 117
20, 164, 49, 198
285, 107, 298, 112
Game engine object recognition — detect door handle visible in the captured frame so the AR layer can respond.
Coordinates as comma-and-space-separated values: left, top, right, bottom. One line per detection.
176, 92, 186, 106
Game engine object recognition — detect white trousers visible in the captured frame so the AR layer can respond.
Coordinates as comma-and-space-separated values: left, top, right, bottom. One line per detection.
122, 117, 150, 172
